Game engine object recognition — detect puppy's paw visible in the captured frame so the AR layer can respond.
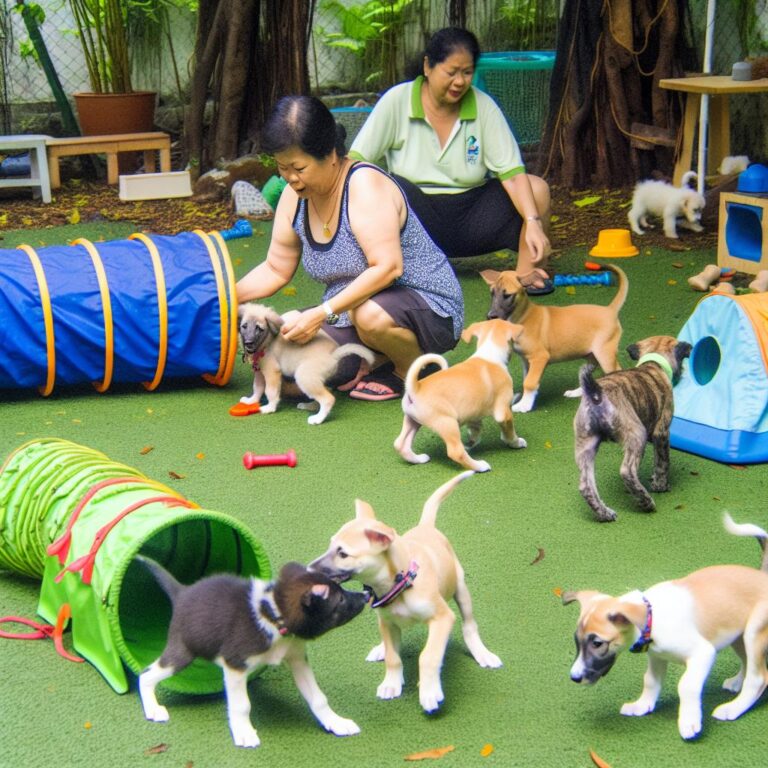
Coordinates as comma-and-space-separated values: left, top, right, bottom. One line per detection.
650, 479, 669, 493
143, 702, 170, 723
474, 649, 503, 668
563, 386, 582, 398
471, 460, 492, 473
677, 717, 702, 740
307, 413, 328, 425
259, 403, 277, 414
297, 401, 320, 411
419, 679, 444, 713
664, 232, 680, 239
404, 453, 430, 465
366, 643, 385, 662
512, 392, 536, 413
595, 509, 618, 523
712, 700, 749, 722
240, 395, 260, 405
323, 714, 361, 737
507, 437, 527, 450
620, 700, 654, 717
231, 723, 261, 748
722, 672, 744, 693
377, 675, 404, 700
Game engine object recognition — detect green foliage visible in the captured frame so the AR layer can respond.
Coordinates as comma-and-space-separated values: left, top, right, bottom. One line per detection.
316, 0, 416, 91
13, 2, 45, 64
493, 0, 559, 51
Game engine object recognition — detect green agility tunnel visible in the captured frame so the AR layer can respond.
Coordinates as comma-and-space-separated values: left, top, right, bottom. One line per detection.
0, 438, 270, 694
0, 230, 238, 395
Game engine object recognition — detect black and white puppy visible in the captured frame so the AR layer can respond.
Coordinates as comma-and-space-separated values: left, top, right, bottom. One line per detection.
137, 557, 369, 748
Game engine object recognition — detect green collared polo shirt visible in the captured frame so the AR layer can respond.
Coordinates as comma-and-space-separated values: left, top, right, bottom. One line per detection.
349, 77, 525, 194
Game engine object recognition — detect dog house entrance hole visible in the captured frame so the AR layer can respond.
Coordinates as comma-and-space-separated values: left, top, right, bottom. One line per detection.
725, 203, 764, 263
690, 336, 721, 386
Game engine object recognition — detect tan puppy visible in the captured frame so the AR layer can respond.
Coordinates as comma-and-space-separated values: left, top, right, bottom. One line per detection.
481, 264, 628, 412
238, 303, 374, 425
394, 319, 527, 472
310, 471, 502, 714
564, 517, 768, 740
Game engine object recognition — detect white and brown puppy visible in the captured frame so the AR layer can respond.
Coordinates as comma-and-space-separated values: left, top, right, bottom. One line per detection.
394, 319, 527, 472
137, 557, 369, 748
481, 264, 628, 412
238, 302, 374, 424
563, 533, 768, 740
573, 335, 692, 522
628, 171, 705, 239
310, 471, 501, 714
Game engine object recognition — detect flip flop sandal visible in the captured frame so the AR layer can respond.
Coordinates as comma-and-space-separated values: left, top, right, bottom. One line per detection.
348, 371, 404, 401
525, 278, 555, 296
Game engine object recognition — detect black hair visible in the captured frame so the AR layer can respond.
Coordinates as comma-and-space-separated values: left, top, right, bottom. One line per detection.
424, 27, 481, 68
260, 95, 347, 160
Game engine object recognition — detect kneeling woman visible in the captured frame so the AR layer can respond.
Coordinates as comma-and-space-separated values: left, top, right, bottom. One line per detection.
236, 95, 464, 401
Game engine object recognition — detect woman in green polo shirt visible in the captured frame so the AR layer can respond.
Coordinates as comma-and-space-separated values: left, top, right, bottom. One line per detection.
350, 27, 553, 294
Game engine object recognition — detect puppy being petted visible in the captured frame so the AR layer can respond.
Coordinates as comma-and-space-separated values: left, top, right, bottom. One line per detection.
573, 335, 691, 522
394, 319, 527, 472
238, 302, 374, 424
310, 471, 501, 714
563, 516, 768, 740
137, 558, 369, 748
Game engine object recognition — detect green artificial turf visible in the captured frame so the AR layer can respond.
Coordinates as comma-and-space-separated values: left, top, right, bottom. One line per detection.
1, 220, 768, 768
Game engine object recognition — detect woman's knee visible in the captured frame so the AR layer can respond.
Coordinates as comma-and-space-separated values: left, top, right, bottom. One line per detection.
349, 300, 393, 336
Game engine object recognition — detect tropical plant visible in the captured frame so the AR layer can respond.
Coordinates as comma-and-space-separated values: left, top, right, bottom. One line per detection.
316, 0, 416, 90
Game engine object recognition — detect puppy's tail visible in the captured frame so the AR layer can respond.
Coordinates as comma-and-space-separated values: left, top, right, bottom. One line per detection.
723, 512, 768, 572
332, 344, 376, 367
419, 470, 475, 528
404, 353, 448, 397
681, 170, 698, 188
579, 364, 603, 405
603, 264, 629, 313
135, 555, 183, 602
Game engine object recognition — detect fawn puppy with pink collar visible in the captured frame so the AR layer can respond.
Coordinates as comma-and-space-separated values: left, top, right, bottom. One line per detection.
394, 318, 527, 472
564, 513, 768, 741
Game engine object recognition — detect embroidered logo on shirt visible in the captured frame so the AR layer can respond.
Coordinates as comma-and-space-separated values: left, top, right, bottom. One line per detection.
466, 135, 479, 165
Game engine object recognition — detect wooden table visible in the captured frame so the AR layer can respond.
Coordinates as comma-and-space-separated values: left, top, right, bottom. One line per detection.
659, 75, 768, 185
0, 135, 52, 203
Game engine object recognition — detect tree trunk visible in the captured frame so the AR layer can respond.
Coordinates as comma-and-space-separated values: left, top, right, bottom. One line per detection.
538, 0, 695, 188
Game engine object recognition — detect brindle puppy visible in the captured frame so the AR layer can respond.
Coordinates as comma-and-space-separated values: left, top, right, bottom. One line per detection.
573, 335, 692, 522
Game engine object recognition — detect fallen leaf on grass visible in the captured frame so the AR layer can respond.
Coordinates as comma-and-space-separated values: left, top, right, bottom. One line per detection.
667, 243, 690, 252
195, 452, 205, 460
139, 445, 154, 455
530, 547, 545, 565
590, 749, 612, 768
480, 744, 494, 757
168, 471, 186, 480
674, 504, 684, 510
282, 286, 297, 296
690, 470, 699, 476
671, 261, 684, 268
404, 745, 455, 761
553, 586, 563, 597
712, 496, 721, 501
728, 464, 747, 470
544, 440, 552, 449
667, 279, 678, 286
573, 195, 602, 208
144, 743, 169, 755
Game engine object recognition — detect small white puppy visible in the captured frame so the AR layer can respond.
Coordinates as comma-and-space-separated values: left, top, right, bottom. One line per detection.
628, 171, 705, 239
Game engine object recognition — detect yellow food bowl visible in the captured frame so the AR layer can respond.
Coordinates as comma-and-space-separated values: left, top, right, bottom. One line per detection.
589, 228, 639, 258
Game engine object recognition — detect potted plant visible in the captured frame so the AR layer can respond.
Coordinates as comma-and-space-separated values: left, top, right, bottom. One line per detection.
69, 0, 157, 136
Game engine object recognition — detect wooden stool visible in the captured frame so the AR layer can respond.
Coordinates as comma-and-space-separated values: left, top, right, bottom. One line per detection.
46, 132, 171, 188
718, 191, 768, 275
0, 134, 52, 203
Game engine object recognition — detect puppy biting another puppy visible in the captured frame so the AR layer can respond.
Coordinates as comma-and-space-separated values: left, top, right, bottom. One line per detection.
481, 264, 628, 412
137, 558, 369, 748
573, 335, 691, 522
563, 513, 768, 740
628, 171, 705, 239
310, 471, 501, 714
238, 302, 374, 424
394, 319, 527, 472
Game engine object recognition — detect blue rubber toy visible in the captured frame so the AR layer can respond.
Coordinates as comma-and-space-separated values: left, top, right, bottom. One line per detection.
220, 219, 253, 241
553, 272, 613, 287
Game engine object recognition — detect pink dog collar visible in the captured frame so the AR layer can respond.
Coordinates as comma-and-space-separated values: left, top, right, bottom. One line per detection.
369, 561, 419, 609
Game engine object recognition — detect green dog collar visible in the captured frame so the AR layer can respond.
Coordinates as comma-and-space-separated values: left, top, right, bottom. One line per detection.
636, 353, 674, 381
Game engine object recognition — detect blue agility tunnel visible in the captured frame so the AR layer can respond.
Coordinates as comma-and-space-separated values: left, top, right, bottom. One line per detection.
0, 231, 238, 395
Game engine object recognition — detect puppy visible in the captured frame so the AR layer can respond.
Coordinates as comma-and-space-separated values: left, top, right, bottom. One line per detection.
563, 516, 768, 740
238, 302, 374, 424
310, 471, 501, 714
573, 335, 692, 522
137, 557, 369, 748
394, 319, 527, 472
481, 263, 628, 412
628, 171, 705, 239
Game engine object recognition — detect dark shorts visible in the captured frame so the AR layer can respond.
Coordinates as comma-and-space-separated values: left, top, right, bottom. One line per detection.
322, 285, 457, 355
393, 175, 523, 259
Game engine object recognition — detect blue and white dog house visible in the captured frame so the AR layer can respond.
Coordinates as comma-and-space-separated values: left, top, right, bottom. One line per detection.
671, 292, 768, 463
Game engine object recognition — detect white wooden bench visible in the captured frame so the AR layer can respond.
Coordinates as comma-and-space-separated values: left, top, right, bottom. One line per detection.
46, 132, 172, 188
0, 135, 52, 203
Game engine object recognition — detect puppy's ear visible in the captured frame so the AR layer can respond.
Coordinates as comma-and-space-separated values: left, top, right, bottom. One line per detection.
363, 525, 395, 551
626, 343, 640, 361
237, 303, 248, 319
461, 323, 480, 344
562, 589, 601, 609
675, 341, 692, 362
302, 583, 331, 606
354, 499, 377, 520
479, 269, 500, 286
608, 600, 648, 632
266, 309, 285, 336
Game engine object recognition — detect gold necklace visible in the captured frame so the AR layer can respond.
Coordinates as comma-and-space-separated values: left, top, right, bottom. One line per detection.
310, 161, 346, 238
